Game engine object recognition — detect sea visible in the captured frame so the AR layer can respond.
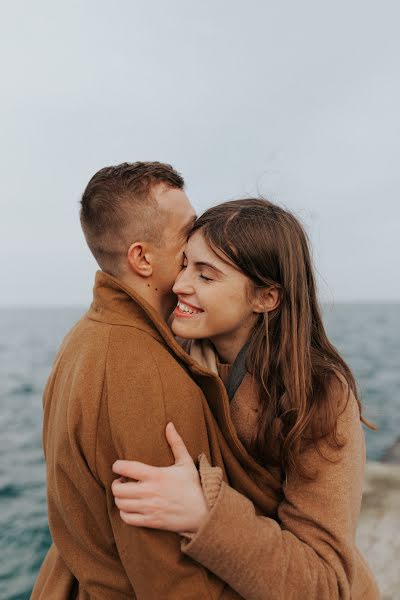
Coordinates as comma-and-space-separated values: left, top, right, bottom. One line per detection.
0, 304, 399, 599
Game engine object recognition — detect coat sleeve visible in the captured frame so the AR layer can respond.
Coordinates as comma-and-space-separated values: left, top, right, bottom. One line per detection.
181, 380, 366, 600
30, 543, 77, 600
103, 327, 242, 600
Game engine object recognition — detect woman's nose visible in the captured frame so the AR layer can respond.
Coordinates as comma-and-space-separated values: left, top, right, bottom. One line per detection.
173, 268, 194, 295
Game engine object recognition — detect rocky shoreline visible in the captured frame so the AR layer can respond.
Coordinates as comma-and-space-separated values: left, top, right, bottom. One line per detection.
357, 438, 400, 600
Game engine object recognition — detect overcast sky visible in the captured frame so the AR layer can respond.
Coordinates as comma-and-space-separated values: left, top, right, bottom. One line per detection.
1, 1, 399, 306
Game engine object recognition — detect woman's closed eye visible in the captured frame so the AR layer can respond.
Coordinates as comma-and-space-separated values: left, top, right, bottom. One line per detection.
180, 252, 214, 281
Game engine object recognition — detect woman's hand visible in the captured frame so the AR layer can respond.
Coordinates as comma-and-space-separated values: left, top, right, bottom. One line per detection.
111, 422, 210, 535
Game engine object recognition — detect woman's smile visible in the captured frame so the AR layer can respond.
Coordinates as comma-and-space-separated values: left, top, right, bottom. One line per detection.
174, 297, 204, 318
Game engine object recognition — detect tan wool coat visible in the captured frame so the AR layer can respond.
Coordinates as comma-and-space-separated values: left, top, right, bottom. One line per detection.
179, 341, 381, 600
32, 271, 379, 599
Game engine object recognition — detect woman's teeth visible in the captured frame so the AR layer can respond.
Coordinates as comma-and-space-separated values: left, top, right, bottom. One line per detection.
177, 301, 201, 315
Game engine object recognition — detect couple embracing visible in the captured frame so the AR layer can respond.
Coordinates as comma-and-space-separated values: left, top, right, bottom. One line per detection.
31, 161, 380, 599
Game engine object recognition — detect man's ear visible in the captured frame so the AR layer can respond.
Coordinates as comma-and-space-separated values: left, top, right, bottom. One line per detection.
252, 285, 281, 314
127, 242, 154, 277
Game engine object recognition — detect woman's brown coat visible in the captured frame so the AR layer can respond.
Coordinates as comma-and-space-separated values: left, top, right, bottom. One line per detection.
180, 340, 380, 600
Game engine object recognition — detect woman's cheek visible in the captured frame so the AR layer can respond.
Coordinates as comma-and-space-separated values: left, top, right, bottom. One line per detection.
206, 305, 236, 336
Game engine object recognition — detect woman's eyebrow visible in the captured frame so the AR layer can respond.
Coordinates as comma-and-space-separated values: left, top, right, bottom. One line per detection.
194, 261, 226, 276
184, 252, 226, 276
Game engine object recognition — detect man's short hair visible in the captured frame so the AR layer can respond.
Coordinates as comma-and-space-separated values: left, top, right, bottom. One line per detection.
80, 161, 184, 275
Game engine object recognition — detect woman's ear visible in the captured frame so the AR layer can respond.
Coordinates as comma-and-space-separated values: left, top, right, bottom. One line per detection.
127, 242, 153, 277
252, 286, 281, 314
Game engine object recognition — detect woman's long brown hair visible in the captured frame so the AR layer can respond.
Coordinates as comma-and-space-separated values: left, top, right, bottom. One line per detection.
191, 198, 376, 479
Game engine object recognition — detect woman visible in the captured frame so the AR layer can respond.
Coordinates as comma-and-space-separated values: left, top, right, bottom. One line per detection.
112, 198, 380, 599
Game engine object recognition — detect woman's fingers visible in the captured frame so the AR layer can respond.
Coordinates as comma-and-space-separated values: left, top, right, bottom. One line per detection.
112, 459, 158, 481
111, 478, 149, 499
119, 511, 163, 529
114, 496, 148, 513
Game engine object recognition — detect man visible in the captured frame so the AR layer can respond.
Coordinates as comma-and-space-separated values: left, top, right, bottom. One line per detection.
31, 162, 281, 599
31, 162, 252, 599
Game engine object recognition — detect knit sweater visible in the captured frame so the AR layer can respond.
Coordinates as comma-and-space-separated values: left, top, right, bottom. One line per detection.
180, 340, 380, 600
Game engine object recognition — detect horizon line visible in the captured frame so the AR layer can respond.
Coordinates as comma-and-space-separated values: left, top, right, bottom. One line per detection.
0, 300, 399, 310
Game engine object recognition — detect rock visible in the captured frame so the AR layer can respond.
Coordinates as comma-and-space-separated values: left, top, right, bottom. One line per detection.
357, 462, 400, 600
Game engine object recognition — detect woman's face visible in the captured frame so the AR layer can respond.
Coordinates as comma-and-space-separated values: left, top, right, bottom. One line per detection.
171, 231, 261, 352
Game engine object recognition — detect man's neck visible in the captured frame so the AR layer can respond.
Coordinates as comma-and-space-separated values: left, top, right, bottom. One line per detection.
119, 274, 173, 322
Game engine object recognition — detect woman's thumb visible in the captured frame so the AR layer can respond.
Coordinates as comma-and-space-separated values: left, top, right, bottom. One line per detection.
165, 422, 191, 464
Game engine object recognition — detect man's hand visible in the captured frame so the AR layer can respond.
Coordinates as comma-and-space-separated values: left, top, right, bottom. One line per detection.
112, 422, 209, 535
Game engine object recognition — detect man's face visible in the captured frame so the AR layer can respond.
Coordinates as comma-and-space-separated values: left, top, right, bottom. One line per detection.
152, 185, 196, 312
